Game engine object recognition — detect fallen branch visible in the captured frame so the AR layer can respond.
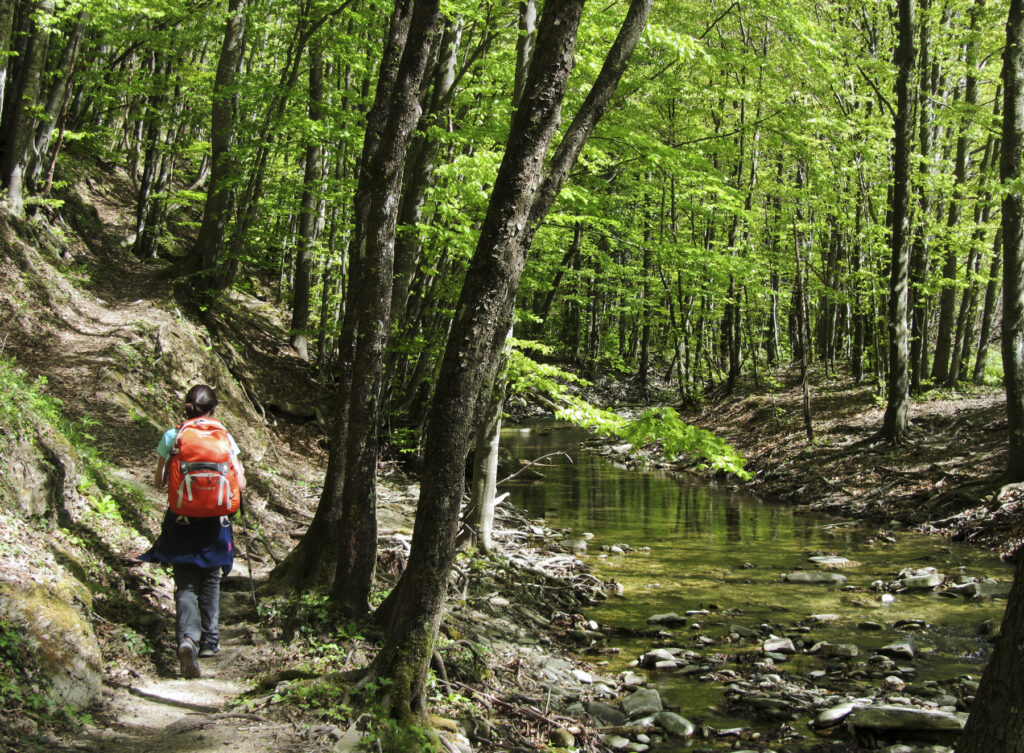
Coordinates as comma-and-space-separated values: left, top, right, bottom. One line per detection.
499, 452, 573, 485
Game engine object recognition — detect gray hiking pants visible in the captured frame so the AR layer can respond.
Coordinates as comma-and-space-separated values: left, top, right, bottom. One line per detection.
173, 564, 221, 649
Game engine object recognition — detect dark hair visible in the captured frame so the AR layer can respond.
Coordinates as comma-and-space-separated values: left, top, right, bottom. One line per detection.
184, 384, 218, 419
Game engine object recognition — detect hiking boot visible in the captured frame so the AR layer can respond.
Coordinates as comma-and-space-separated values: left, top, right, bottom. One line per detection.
178, 638, 201, 679
198, 642, 219, 658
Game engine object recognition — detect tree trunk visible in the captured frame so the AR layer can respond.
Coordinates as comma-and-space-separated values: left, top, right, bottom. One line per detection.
290, 35, 325, 360
975, 227, 1003, 383
328, 0, 441, 617
184, 0, 247, 284
882, 0, 915, 444
0, 0, 16, 120
2, 0, 53, 216
372, 0, 651, 724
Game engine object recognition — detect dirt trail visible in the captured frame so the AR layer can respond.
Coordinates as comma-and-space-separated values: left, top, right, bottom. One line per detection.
68, 580, 319, 753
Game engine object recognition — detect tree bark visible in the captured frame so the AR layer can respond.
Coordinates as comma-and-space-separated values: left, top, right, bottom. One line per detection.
372, 0, 652, 724
882, 0, 915, 443
184, 0, 247, 284
2, 0, 53, 217
290, 35, 325, 360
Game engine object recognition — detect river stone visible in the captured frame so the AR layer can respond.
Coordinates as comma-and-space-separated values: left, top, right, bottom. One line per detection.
730, 624, 759, 639
549, 728, 575, 748
858, 621, 884, 630
587, 701, 626, 726
600, 734, 631, 750
813, 701, 864, 728
783, 571, 848, 585
620, 671, 646, 688
901, 573, 945, 590
810, 641, 859, 657
565, 539, 587, 554
809, 556, 855, 568
807, 613, 841, 624
763, 637, 796, 654
647, 612, 687, 626
847, 704, 967, 737
640, 648, 677, 668
571, 669, 593, 684
656, 711, 695, 737
622, 688, 663, 719
879, 638, 917, 660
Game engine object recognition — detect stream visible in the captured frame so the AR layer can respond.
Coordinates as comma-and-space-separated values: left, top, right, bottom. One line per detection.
501, 421, 1012, 748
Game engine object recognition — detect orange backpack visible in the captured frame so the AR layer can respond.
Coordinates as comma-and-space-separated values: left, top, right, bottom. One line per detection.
167, 417, 240, 517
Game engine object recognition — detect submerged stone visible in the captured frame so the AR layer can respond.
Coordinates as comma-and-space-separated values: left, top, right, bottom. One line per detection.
783, 571, 848, 585
646, 612, 687, 626
655, 711, 695, 737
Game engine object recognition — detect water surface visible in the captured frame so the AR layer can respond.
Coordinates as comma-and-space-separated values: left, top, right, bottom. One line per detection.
501, 422, 1010, 736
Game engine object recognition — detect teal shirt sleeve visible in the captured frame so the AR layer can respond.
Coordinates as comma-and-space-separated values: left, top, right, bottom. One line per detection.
156, 428, 177, 459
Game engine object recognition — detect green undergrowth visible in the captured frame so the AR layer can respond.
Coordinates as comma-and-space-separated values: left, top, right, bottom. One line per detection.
507, 344, 752, 480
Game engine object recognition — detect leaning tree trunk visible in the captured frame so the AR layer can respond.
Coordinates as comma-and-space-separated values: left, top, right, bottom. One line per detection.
371, 0, 652, 726
882, 0, 915, 444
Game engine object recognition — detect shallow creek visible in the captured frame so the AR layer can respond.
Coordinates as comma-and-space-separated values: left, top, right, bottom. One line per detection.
501, 421, 1012, 742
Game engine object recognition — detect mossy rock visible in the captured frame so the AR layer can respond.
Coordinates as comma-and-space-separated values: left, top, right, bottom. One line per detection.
0, 582, 102, 707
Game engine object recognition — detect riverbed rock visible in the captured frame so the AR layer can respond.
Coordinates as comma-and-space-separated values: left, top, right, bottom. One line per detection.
620, 671, 646, 688
729, 624, 760, 639
622, 688, 664, 719
587, 701, 626, 726
813, 701, 866, 728
879, 638, 917, 660
549, 727, 575, 748
656, 711, 695, 737
763, 637, 796, 654
783, 571, 848, 585
571, 669, 593, 684
806, 613, 841, 624
809, 556, 857, 568
846, 705, 967, 743
600, 734, 631, 750
646, 613, 687, 626
640, 648, 678, 668
809, 641, 859, 658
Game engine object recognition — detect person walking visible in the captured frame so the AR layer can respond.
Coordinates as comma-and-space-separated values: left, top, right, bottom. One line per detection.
140, 384, 246, 679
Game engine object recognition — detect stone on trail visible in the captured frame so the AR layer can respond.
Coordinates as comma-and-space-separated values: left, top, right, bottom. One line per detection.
763, 637, 796, 654
646, 612, 687, 626
782, 571, 848, 585
622, 688, 663, 719
655, 711, 695, 737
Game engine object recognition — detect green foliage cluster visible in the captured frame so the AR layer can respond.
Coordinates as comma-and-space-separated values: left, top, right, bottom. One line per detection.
509, 345, 750, 479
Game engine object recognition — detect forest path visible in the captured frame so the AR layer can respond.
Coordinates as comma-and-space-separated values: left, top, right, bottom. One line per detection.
73, 584, 319, 753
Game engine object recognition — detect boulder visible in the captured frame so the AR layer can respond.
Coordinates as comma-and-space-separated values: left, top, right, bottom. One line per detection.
0, 582, 102, 708
622, 688, 663, 719
639, 648, 678, 668
846, 705, 967, 742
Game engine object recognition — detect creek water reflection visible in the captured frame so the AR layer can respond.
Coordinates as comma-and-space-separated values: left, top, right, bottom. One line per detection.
501, 421, 1011, 737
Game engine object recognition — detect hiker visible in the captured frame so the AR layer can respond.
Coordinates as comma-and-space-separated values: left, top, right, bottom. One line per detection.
140, 384, 246, 679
